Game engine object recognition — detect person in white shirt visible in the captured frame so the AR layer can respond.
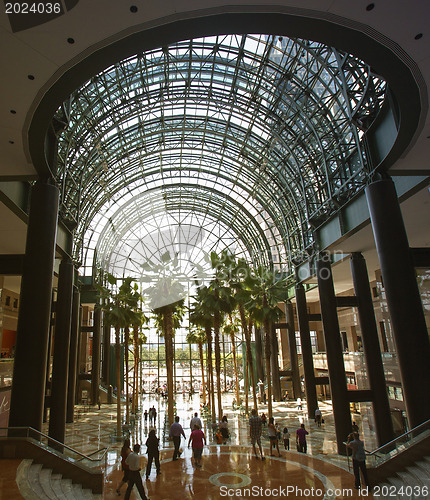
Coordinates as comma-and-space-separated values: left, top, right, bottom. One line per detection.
315, 407, 322, 427
124, 444, 149, 500
190, 412, 203, 431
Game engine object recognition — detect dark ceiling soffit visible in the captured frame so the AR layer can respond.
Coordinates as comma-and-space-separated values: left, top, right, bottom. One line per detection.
27, 11, 423, 179
295, 174, 430, 282
0, 182, 30, 223
0, 254, 25, 275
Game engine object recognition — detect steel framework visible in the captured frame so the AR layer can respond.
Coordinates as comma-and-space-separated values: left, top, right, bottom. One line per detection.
56, 34, 386, 279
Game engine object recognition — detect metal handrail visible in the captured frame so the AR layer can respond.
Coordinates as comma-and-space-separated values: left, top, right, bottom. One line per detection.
0, 426, 109, 470
367, 417, 430, 458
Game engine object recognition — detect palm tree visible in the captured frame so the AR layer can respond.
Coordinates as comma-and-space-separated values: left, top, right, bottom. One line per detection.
196, 257, 235, 421
190, 290, 216, 422
245, 266, 288, 418
230, 258, 259, 411
186, 328, 207, 405
222, 319, 240, 408
97, 275, 139, 437
142, 251, 186, 425
131, 312, 148, 414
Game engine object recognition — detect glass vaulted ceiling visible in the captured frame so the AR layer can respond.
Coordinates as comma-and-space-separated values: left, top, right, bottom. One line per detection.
56, 34, 386, 280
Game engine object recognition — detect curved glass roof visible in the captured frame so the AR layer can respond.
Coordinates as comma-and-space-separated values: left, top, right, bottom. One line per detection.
56, 34, 386, 280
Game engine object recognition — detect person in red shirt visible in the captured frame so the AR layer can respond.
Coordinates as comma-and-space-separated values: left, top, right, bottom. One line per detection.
188, 424, 206, 468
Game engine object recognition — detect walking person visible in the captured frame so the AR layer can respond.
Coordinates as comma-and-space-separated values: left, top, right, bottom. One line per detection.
219, 416, 229, 444
249, 408, 265, 460
346, 432, 370, 491
144, 409, 148, 425
116, 438, 131, 496
190, 412, 202, 431
297, 397, 302, 410
283, 427, 290, 450
315, 407, 322, 427
188, 424, 206, 467
268, 417, 281, 457
124, 444, 149, 500
169, 416, 186, 460
296, 423, 309, 453
145, 429, 161, 480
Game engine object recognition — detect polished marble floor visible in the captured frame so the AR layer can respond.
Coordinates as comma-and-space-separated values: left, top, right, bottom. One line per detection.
2, 394, 376, 499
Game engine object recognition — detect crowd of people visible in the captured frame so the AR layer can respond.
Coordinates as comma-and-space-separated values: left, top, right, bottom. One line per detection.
114, 395, 369, 498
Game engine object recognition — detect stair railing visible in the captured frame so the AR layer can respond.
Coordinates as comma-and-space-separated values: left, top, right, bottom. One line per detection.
0, 426, 109, 472
365, 417, 430, 468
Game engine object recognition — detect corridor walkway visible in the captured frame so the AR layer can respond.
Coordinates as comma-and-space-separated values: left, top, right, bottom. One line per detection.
2, 393, 376, 499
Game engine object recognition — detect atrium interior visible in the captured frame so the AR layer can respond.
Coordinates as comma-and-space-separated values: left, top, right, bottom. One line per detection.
1, 1, 430, 499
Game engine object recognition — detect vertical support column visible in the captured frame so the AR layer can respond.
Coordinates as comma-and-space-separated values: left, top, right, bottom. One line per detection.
366, 179, 430, 428
295, 284, 318, 418
49, 257, 74, 446
66, 286, 80, 423
285, 302, 301, 399
9, 182, 59, 431
316, 254, 351, 455
271, 326, 282, 401
350, 252, 394, 446
91, 307, 102, 405
102, 323, 111, 385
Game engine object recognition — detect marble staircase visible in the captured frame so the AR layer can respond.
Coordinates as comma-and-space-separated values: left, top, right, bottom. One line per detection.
377, 456, 430, 500
16, 459, 103, 500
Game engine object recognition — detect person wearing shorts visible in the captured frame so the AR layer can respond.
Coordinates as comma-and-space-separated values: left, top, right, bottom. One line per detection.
188, 425, 206, 467
268, 417, 281, 457
249, 409, 265, 460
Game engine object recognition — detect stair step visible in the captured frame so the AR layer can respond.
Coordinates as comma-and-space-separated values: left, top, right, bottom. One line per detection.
50, 473, 67, 499
26, 462, 46, 499
387, 476, 405, 489
416, 460, 430, 476
72, 483, 88, 500
39, 468, 57, 499
61, 478, 76, 500
16, 459, 41, 500
81, 489, 96, 499
406, 465, 430, 486
378, 483, 402, 500
396, 470, 420, 487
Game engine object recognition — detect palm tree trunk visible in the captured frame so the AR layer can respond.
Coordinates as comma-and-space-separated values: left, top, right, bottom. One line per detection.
205, 326, 216, 423
115, 325, 122, 437
206, 342, 211, 415
124, 326, 130, 424
248, 319, 258, 410
244, 354, 249, 414
164, 308, 175, 425
198, 342, 206, 405
229, 331, 240, 407
264, 318, 273, 419
132, 324, 139, 414
214, 311, 223, 421
239, 304, 257, 411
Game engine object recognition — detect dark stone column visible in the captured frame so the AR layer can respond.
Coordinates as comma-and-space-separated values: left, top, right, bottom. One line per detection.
271, 325, 282, 401
66, 287, 80, 423
102, 322, 111, 385
366, 178, 430, 428
350, 253, 395, 446
91, 308, 102, 405
316, 254, 352, 455
295, 284, 318, 418
254, 325, 265, 382
49, 257, 74, 446
285, 302, 301, 399
9, 182, 59, 431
